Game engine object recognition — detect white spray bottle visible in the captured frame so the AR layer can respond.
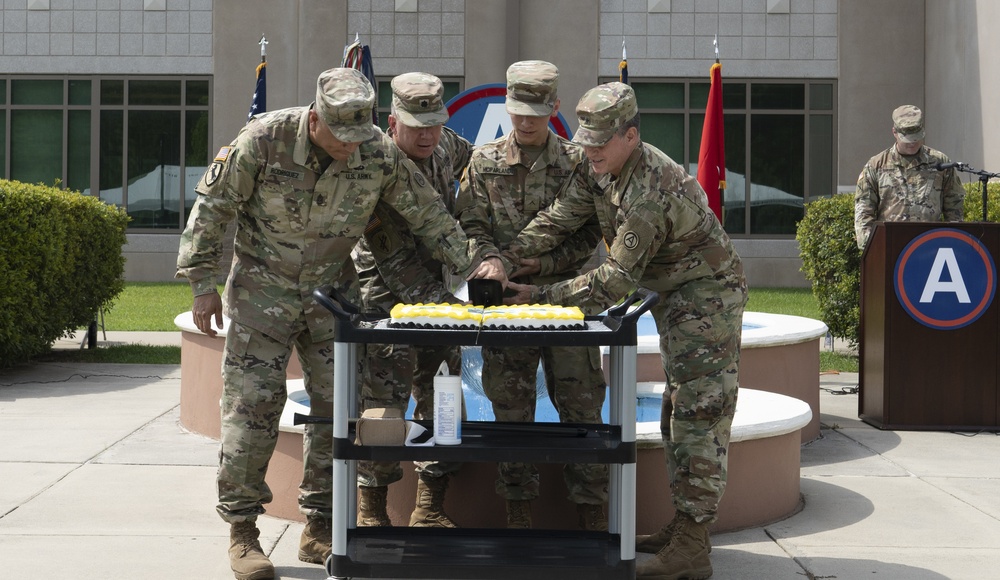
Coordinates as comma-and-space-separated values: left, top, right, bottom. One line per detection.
433, 361, 462, 445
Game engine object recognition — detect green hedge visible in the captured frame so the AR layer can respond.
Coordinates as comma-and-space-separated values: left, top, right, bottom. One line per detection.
797, 192, 862, 348
797, 182, 1000, 350
0, 181, 129, 367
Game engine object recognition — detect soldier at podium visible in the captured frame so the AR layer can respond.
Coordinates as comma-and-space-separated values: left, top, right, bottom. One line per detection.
854, 104, 965, 249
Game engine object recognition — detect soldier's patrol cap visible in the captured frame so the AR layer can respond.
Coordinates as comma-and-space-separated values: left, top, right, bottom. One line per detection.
314, 68, 375, 142
505, 60, 559, 117
892, 105, 925, 143
391, 72, 449, 128
573, 82, 638, 147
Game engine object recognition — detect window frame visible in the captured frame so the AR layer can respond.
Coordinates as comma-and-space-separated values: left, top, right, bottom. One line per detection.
599, 77, 838, 238
0, 74, 213, 232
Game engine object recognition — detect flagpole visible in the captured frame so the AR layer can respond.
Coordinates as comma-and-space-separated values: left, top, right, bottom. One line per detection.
247, 35, 268, 124
698, 35, 725, 223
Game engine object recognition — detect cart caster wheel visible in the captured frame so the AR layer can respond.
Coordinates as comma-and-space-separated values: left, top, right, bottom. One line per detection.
324, 554, 345, 578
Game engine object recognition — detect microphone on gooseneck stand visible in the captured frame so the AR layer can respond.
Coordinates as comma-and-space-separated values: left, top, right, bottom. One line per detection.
931, 161, 965, 171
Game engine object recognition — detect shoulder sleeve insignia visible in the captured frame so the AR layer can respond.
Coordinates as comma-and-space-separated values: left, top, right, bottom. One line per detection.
413, 170, 427, 188
205, 162, 224, 186
214, 146, 233, 162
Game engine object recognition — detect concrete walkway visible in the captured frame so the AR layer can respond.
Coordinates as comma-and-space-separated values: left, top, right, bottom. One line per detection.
2, 341, 999, 579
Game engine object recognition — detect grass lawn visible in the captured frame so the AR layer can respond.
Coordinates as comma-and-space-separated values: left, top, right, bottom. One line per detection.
102, 281, 207, 331
47, 283, 858, 372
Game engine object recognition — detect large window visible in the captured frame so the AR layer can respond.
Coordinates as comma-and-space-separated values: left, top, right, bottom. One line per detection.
0, 76, 211, 231
624, 79, 836, 237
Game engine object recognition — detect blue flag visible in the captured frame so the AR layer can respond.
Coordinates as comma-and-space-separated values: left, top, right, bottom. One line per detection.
246, 61, 266, 124
342, 38, 378, 125
619, 39, 628, 84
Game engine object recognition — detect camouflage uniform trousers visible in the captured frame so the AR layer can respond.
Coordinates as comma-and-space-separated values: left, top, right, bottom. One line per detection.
357, 342, 464, 487
481, 345, 609, 505
653, 275, 747, 524
217, 321, 334, 523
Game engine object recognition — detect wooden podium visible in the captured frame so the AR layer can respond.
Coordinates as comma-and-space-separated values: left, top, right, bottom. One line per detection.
859, 222, 1000, 430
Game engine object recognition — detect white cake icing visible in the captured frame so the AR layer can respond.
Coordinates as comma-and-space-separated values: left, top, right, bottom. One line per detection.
482, 304, 585, 329
389, 303, 585, 330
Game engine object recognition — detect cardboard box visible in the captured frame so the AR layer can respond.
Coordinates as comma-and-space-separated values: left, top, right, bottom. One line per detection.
355, 408, 406, 446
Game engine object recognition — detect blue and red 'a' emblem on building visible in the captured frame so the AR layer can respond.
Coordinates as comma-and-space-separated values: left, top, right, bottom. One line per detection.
445, 84, 572, 145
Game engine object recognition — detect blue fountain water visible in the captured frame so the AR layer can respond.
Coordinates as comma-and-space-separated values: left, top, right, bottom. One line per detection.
403, 346, 662, 423
395, 314, 756, 423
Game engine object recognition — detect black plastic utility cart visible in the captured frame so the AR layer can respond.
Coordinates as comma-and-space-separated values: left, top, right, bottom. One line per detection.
307, 286, 658, 580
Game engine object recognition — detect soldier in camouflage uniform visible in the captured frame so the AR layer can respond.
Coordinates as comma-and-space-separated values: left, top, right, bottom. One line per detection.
855, 105, 965, 249
504, 82, 747, 580
176, 68, 505, 580
455, 61, 609, 531
352, 72, 473, 529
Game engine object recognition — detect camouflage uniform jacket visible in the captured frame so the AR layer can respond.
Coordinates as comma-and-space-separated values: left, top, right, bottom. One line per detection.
456, 130, 603, 285
176, 106, 482, 343
854, 144, 965, 249
352, 126, 474, 313
507, 142, 745, 309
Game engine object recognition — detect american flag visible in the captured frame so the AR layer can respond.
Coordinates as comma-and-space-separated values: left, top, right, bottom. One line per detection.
246, 59, 266, 124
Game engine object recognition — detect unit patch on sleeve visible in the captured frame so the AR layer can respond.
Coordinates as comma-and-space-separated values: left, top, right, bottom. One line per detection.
205, 161, 224, 186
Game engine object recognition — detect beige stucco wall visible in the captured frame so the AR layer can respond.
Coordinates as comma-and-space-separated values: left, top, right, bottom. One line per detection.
124, 0, 1000, 286
211, 0, 349, 155
836, 0, 925, 187
924, 0, 1000, 175
451, 0, 600, 131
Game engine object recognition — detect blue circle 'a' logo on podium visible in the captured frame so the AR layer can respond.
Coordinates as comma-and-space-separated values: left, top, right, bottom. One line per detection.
894, 228, 996, 330
445, 84, 572, 146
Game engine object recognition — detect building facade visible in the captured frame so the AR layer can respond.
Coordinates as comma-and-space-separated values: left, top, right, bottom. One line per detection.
0, 0, 997, 287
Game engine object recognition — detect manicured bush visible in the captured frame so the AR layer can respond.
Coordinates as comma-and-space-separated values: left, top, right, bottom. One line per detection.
796, 182, 1000, 350
962, 180, 1000, 222
796, 193, 862, 348
0, 181, 129, 367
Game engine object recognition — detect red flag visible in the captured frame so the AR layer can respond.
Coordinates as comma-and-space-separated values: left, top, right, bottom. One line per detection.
697, 61, 725, 223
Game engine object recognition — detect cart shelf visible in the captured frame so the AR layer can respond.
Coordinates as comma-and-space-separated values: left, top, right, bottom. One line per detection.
312, 286, 658, 580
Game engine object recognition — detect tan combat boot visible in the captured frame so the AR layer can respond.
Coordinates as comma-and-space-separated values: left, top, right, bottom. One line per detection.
228, 520, 275, 580
298, 515, 331, 564
636, 511, 712, 554
635, 512, 712, 580
576, 503, 608, 531
506, 499, 532, 529
409, 475, 458, 528
357, 486, 392, 527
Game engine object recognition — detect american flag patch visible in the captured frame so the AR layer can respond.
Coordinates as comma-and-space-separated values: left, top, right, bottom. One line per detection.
364, 213, 381, 234
214, 147, 233, 162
